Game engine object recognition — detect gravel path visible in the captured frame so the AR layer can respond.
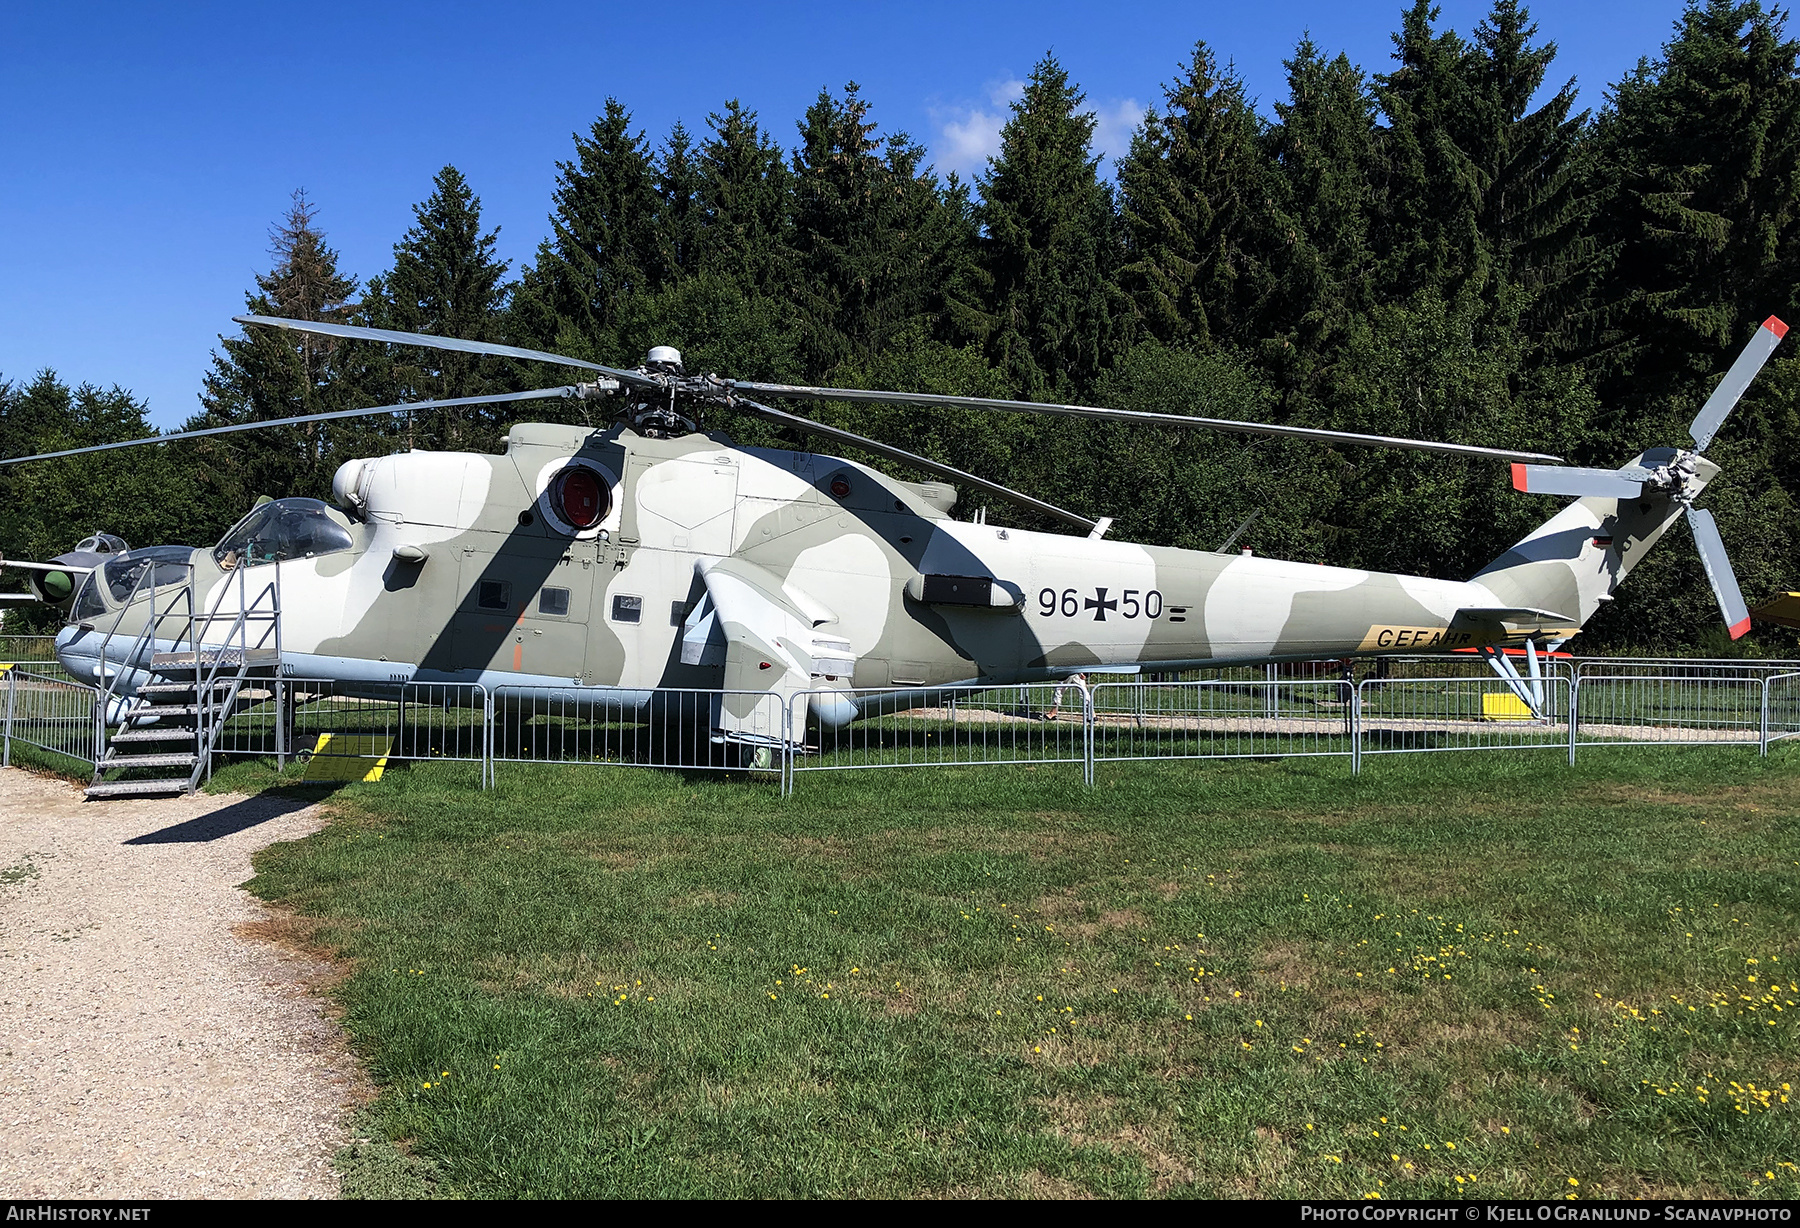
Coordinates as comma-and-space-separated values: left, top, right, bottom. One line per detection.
0, 768, 359, 1198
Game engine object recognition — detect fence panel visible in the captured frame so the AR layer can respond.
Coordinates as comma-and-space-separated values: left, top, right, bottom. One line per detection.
1767, 673, 1800, 745
786, 683, 1090, 788
1573, 657, 1798, 680
1357, 677, 1573, 762
2, 668, 97, 769
1572, 675, 1765, 747
1091, 679, 1357, 764
211, 679, 491, 772
491, 685, 785, 776
0, 635, 74, 684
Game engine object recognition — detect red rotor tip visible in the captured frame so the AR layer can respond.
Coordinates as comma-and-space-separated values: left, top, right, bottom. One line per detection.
1730, 616, 1753, 640
1764, 316, 1789, 339
1510, 463, 1528, 492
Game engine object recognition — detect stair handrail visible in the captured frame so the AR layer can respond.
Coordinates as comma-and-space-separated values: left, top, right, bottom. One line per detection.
187, 564, 281, 789
94, 559, 197, 742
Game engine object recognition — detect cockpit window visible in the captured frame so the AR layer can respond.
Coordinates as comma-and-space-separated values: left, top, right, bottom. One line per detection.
74, 532, 129, 555
72, 576, 106, 622
213, 498, 355, 569
102, 546, 197, 602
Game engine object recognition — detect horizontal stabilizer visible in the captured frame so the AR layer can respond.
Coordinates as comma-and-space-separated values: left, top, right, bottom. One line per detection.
1449, 606, 1582, 645
1510, 463, 1649, 499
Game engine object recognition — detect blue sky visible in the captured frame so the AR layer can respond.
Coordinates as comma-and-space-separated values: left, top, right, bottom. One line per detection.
2, 0, 1695, 429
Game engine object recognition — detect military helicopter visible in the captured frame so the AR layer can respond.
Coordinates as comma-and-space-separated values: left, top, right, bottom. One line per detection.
0, 312, 1783, 762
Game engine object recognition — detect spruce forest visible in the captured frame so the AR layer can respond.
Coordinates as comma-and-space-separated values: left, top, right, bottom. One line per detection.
6, 0, 1800, 652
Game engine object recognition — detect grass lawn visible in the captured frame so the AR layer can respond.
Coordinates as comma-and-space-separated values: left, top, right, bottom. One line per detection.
224, 747, 1800, 1199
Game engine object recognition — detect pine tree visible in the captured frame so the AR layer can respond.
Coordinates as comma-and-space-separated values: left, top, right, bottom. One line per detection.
514, 100, 663, 352
654, 122, 705, 285
1118, 43, 1277, 351
1372, 1, 1486, 298
696, 100, 791, 290
980, 55, 1121, 394
790, 83, 972, 378
190, 191, 376, 515
1592, 0, 1800, 399
364, 165, 512, 450
1265, 40, 1379, 342
1467, 1, 1602, 354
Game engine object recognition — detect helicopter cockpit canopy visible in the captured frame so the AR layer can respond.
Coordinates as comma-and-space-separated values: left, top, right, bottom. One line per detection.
213, 498, 356, 570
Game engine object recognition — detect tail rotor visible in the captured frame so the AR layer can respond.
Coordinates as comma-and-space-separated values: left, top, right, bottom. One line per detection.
1508, 316, 1787, 640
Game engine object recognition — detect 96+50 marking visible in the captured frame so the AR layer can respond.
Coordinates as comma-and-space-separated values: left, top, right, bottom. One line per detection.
1039, 587, 1162, 622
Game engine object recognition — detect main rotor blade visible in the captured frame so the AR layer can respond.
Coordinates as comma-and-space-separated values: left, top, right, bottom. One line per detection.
0, 387, 574, 468
235, 315, 654, 385
1511, 463, 1651, 499
1691, 316, 1788, 452
731, 397, 1098, 534
1686, 506, 1752, 639
729, 381, 1564, 464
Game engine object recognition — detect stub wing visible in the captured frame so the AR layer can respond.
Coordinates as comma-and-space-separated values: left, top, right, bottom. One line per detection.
695, 558, 855, 744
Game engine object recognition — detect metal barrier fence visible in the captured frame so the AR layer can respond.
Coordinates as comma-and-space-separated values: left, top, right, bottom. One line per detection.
491, 685, 785, 780
1356, 677, 1573, 767
2, 668, 98, 769
10, 661, 1800, 795
1571, 674, 1767, 751
1572, 656, 1800, 680
210, 679, 492, 781
1090, 680, 1356, 766
784, 682, 1091, 790
1, 636, 73, 684
1768, 673, 1800, 745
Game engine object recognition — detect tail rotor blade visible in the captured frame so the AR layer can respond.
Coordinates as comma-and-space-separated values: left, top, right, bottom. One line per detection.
1511, 464, 1648, 499
1686, 506, 1752, 639
1690, 316, 1788, 451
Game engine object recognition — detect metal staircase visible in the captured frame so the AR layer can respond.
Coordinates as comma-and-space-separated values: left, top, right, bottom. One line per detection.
86, 560, 281, 799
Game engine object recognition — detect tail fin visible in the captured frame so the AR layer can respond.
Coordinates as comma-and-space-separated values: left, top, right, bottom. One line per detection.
1472, 447, 1715, 630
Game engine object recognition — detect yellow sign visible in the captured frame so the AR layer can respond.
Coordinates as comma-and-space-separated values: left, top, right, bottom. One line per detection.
1482, 692, 1535, 721
302, 733, 392, 782
1357, 625, 1482, 651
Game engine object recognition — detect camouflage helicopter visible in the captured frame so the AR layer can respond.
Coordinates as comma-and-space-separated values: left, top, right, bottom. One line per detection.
0, 312, 1784, 762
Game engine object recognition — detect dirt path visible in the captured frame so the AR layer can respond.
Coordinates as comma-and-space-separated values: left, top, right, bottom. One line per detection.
0, 768, 358, 1198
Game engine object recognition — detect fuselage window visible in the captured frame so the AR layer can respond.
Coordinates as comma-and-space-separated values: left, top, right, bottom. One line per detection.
478, 580, 512, 611
539, 587, 570, 617
611, 594, 642, 624
213, 498, 355, 569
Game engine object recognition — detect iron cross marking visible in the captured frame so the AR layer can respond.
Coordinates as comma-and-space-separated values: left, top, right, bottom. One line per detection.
1085, 587, 1119, 622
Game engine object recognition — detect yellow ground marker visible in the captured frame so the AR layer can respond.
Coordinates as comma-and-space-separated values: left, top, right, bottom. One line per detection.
1481, 692, 1535, 721
303, 733, 392, 782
